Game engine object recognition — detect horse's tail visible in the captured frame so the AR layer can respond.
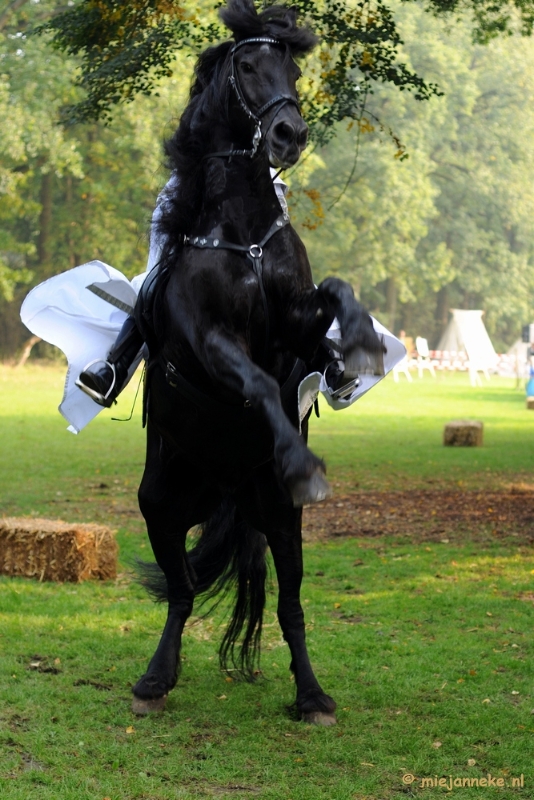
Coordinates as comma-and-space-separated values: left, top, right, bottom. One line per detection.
137, 496, 267, 680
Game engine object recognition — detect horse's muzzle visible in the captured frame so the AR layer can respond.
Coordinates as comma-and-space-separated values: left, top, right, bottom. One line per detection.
268, 116, 309, 168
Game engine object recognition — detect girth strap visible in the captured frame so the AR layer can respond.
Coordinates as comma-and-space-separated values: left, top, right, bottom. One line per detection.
164, 354, 306, 417
184, 214, 289, 361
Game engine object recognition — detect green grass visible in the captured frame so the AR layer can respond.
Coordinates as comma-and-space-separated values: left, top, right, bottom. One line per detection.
0, 363, 533, 799
308, 370, 534, 491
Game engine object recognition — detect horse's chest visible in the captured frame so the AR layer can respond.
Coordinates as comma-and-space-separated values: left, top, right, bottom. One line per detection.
187, 257, 270, 333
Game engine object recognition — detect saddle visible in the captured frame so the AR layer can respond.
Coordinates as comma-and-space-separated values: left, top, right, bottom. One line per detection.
134, 265, 169, 355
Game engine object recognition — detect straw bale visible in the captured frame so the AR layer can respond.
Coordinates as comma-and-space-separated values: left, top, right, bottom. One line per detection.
0, 517, 118, 582
443, 419, 483, 447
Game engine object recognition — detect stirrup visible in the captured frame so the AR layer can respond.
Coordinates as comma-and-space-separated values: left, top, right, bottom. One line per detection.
75, 359, 117, 407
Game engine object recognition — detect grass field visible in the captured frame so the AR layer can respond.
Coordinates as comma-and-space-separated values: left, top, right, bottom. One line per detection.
0, 363, 533, 799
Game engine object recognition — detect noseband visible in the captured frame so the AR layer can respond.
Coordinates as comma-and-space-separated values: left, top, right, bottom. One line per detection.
206, 37, 301, 161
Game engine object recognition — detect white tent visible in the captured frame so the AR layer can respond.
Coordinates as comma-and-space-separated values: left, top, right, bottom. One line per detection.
437, 309, 498, 385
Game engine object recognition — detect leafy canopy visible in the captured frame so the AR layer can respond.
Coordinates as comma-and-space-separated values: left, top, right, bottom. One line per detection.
37, 0, 433, 138
37, 0, 534, 138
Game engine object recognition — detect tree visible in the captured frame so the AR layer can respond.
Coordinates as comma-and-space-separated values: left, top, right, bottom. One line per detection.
0, 2, 83, 309
35, 0, 442, 136
2, 0, 534, 359
33, 0, 534, 139
0, 0, 191, 356
289, 2, 534, 348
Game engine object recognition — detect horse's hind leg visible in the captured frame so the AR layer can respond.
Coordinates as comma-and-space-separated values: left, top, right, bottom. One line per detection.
267, 521, 337, 725
132, 428, 216, 714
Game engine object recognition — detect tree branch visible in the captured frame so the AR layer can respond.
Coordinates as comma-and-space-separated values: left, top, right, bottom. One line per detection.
0, 0, 31, 32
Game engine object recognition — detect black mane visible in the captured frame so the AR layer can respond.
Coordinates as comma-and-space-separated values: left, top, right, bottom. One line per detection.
220, 0, 317, 55
156, 0, 317, 260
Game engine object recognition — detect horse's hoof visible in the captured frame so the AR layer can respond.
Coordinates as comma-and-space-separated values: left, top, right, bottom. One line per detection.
302, 711, 337, 726
290, 469, 332, 507
131, 694, 168, 715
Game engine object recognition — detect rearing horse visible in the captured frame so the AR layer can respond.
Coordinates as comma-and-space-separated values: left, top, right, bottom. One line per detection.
133, 0, 384, 725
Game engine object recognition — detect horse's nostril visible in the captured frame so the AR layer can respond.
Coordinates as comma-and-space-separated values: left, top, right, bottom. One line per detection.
297, 126, 308, 148
273, 120, 295, 143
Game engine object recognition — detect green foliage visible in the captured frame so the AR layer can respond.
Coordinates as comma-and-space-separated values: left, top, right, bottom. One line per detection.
0, 0, 190, 355
2, 1, 534, 357
34, 0, 534, 139
0, 10, 82, 302
424, 0, 534, 42
37, 0, 209, 124
39, 0, 441, 139
287, 3, 534, 346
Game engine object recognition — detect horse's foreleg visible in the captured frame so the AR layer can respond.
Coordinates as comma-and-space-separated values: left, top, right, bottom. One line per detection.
266, 521, 337, 726
283, 279, 384, 370
316, 278, 385, 374
201, 331, 329, 506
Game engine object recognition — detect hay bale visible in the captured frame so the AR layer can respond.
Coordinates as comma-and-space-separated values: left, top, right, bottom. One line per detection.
527, 397, 534, 410
443, 420, 483, 447
0, 518, 118, 582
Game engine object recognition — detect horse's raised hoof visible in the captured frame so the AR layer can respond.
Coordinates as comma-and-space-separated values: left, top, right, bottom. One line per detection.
302, 711, 337, 726
131, 694, 168, 715
290, 468, 332, 507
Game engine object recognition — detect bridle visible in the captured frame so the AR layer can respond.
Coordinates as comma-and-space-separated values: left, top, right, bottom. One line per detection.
206, 36, 302, 160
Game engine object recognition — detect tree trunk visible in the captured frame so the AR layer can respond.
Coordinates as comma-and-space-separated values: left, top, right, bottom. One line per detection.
37, 171, 53, 270
400, 302, 414, 336
65, 174, 77, 267
0, 0, 30, 31
15, 335, 41, 368
434, 285, 449, 346
386, 277, 397, 334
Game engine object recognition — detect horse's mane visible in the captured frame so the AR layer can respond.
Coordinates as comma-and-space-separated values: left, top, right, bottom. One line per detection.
156, 0, 317, 261
220, 0, 318, 55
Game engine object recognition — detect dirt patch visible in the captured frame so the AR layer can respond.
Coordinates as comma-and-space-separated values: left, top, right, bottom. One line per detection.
302, 488, 534, 543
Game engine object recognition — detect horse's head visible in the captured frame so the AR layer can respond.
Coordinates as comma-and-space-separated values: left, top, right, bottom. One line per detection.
220, 0, 318, 168
229, 39, 307, 168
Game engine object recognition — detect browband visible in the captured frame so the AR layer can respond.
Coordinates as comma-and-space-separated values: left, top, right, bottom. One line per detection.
230, 37, 282, 54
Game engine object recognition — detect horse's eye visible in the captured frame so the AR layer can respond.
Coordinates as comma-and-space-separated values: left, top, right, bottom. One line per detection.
240, 62, 253, 74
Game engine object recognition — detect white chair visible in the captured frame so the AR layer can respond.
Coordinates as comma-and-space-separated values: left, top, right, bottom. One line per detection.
415, 337, 436, 378
468, 361, 490, 386
392, 356, 413, 382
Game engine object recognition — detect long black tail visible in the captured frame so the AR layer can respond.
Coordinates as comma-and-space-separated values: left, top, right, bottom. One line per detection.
137, 496, 267, 679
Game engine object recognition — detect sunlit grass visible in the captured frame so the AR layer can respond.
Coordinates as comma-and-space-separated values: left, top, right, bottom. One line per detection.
0, 363, 533, 798
1, 537, 532, 799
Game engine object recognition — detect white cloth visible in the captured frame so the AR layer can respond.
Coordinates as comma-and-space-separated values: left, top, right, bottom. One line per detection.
20, 172, 405, 433
21, 261, 137, 433
298, 316, 405, 429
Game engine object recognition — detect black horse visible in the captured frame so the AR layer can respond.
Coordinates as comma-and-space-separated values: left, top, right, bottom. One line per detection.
132, 0, 384, 725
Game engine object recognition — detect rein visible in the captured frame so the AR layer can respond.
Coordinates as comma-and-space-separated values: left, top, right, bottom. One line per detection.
205, 36, 301, 161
